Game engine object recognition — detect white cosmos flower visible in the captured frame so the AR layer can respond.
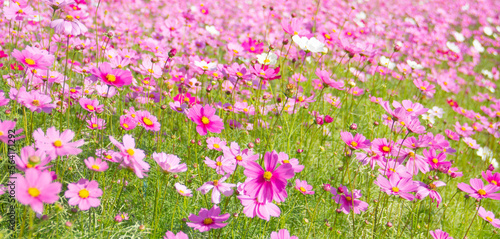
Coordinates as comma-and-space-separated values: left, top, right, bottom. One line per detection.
446, 42, 460, 53
379, 56, 395, 70
473, 39, 484, 53
483, 26, 493, 36
407, 60, 423, 70
421, 113, 435, 124
292, 35, 328, 53
429, 106, 444, 118
194, 60, 217, 71
477, 147, 495, 162
453, 31, 465, 42
256, 52, 278, 65
205, 26, 220, 36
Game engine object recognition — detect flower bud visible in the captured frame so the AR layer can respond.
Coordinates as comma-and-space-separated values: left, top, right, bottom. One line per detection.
386, 222, 393, 227
169, 48, 177, 58
350, 123, 357, 130
324, 115, 333, 123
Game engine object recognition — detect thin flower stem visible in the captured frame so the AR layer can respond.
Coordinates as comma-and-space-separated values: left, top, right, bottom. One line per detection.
463, 200, 482, 239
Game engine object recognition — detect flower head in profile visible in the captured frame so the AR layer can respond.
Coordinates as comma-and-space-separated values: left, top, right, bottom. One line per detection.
153, 153, 187, 173
415, 181, 446, 207
457, 178, 500, 200
14, 145, 52, 172
243, 151, 295, 203
33, 126, 84, 159
478, 206, 500, 228
187, 104, 224, 136
332, 185, 369, 214
13, 168, 62, 213
197, 174, 236, 204
164, 231, 189, 239
237, 191, 280, 221
0, 120, 24, 143
109, 134, 150, 178
174, 183, 192, 197
50, 14, 88, 36
186, 205, 230, 232
65, 179, 102, 211
429, 229, 453, 239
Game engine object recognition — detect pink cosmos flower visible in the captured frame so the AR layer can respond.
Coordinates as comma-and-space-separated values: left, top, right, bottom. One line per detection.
11, 46, 54, 70
295, 179, 314, 195
415, 181, 446, 207
90, 62, 133, 87
197, 174, 236, 204
423, 149, 451, 170
371, 138, 395, 156
50, 15, 88, 36
222, 142, 258, 168
109, 134, 150, 178
65, 179, 102, 211
186, 205, 230, 232
478, 206, 500, 228
462, 137, 480, 149
13, 168, 62, 213
13, 145, 52, 172
4, 4, 34, 21
79, 98, 103, 113
86, 117, 106, 130
114, 212, 129, 222
457, 178, 500, 200
429, 229, 453, 239
413, 78, 436, 98
270, 229, 298, 239
187, 104, 224, 136
18, 90, 56, 113
153, 153, 187, 173
0, 91, 10, 107
33, 127, 84, 159
136, 110, 160, 131
174, 183, 192, 197
374, 174, 418, 201
206, 137, 227, 151
404, 151, 430, 175
205, 155, 236, 175
445, 129, 460, 141
0, 120, 24, 143
120, 115, 137, 131
164, 231, 189, 239
454, 122, 474, 137
277, 152, 304, 173
340, 131, 371, 150
482, 171, 500, 186
332, 185, 369, 214
84, 157, 109, 172
237, 192, 281, 221
243, 151, 295, 203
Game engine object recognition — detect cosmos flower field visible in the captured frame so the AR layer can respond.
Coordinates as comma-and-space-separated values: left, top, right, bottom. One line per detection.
1, 0, 500, 238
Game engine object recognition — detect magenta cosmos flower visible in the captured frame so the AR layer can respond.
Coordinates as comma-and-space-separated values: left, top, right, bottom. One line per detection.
33, 126, 84, 159
90, 62, 133, 87
13, 168, 62, 213
50, 15, 88, 36
295, 179, 314, 195
331, 185, 369, 214
243, 151, 295, 203
429, 229, 453, 239
374, 174, 418, 201
478, 206, 500, 228
187, 104, 224, 136
153, 153, 187, 173
11, 46, 55, 70
340, 131, 371, 150
482, 171, 500, 186
186, 205, 230, 232
65, 179, 102, 211
457, 178, 500, 200
164, 231, 189, 239
237, 192, 280, 221
270, 229, 298, 239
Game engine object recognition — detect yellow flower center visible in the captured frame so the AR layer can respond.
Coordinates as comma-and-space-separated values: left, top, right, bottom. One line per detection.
123, 123, 129, 128
70, 89, 76, 93
236, 155, 243, 161
201, 116, 210, 125
126, 148, 135, 156
420, 86, 427, 91
236, 72, 243, 77
263, 171, 272, 181
213, 180, 219, 186
179, 190, 185, 194
392, 187, 400, 193
432, 158, 438, 164
351, 141, 358, 147
203, 218, 213, 225
92, 123, 98, 128
0, 131, 3, 136
28, 188, 40, 197
53, 140, 62, 147
65, 15, 74, 21
250, 47, 255, 51
148, 69, 154, 73
92, 165, 100, 170
478, 189, 486, 196
216, 162, 222, 166
299, 187, 306, 192
78, 189, 90, 199
461, 127, 466, 131
143, 117, 153, 126
32, 100, 41, 106
486, 216, 493, 222
382, 146, 390, 152
492, 180, 498, 186
429, 183, 436, 190
345, 196, 352, 201
214, 144, 220, 148
325, 33, 331, 39
283, 160, 290, 164
87, 105, 95, 111
106, 74, 116, 82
